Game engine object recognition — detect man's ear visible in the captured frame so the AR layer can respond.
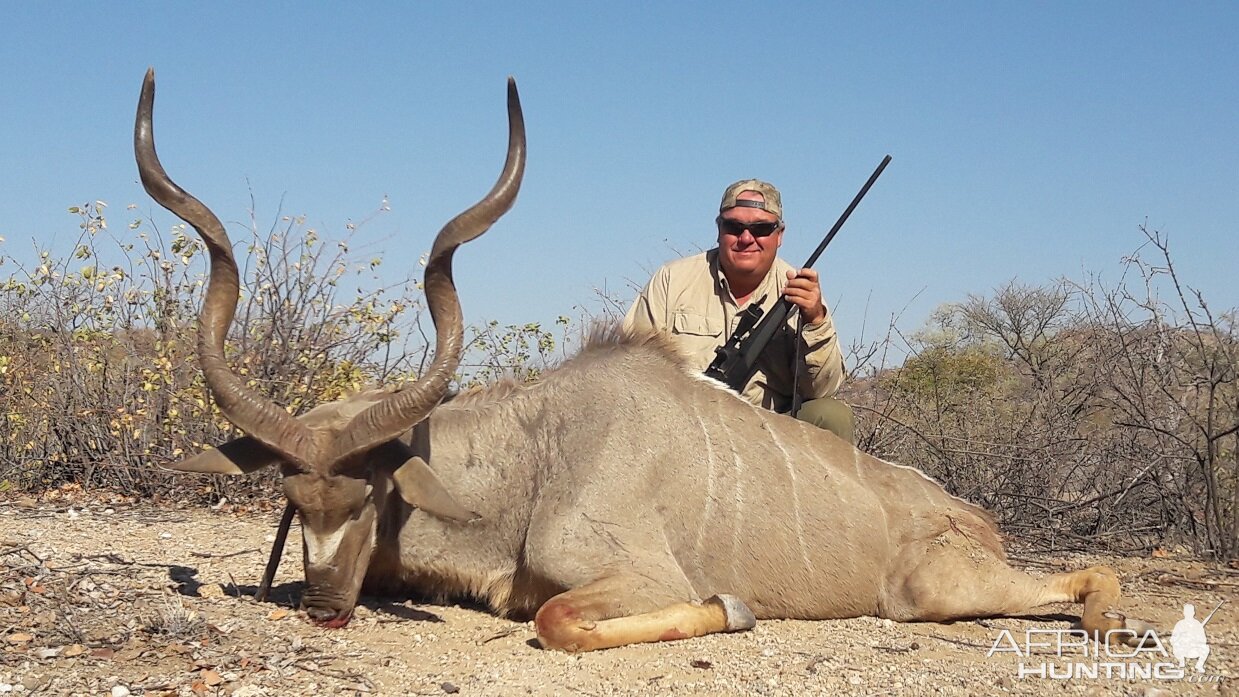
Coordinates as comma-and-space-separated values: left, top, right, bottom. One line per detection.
389, 451, 478, 523
161, 436, 280, 475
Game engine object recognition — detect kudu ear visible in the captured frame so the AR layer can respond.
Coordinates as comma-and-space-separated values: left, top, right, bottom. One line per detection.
162, 436, 280, 475
391, 454, 479, 523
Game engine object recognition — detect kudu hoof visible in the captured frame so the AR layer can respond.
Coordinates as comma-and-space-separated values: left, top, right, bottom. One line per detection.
708, 594, 757, 632
1101, 611, 1158, 648
1122, 617, 1159, 648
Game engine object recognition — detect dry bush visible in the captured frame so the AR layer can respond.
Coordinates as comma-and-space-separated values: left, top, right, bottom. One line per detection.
847, 227, 1237, 558
0, 201, 568, 504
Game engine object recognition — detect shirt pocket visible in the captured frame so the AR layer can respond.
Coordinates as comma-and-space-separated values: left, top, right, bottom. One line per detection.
671, 310, 722, 338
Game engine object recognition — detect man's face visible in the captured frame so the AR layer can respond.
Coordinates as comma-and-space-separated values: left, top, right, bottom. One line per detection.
716, 193, 783, 281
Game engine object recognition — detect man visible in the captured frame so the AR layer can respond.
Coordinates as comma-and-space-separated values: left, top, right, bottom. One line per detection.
623, 179, 854, 443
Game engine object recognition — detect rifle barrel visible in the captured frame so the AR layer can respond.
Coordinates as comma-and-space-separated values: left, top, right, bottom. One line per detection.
802, 154, 891, 269
1202, 599, 1225, 626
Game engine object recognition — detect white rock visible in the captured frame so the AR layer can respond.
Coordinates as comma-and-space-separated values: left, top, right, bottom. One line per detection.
111, 686, 130, 697
158, 532, 171, 539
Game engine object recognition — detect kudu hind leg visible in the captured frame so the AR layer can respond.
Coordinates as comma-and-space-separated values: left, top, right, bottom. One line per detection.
898, 551, 1132, 642
534, 575, 756, 653
1042, 566, 1134, 642
997, 565, 1137, 642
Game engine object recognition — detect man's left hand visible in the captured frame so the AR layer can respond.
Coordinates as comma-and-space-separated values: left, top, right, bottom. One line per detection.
783, 268, 826, 325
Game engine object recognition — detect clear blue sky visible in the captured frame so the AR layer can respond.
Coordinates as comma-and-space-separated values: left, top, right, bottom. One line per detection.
3, 2, 1236, 357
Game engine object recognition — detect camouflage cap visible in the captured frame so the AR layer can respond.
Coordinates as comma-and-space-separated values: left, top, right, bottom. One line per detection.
719, 179, 783, 222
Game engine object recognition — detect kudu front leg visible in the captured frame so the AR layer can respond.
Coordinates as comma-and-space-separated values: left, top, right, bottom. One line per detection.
533, 575, 755, 652
1048, 566, 1157, 646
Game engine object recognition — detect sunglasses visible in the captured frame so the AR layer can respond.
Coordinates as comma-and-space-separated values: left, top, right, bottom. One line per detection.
716, 217, 781, 238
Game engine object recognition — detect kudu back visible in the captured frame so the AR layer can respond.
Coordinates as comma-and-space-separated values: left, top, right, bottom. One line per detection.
137, 70, 1154, 651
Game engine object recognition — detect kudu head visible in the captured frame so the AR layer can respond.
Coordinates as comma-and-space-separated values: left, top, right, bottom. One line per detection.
134, 69, 525, 626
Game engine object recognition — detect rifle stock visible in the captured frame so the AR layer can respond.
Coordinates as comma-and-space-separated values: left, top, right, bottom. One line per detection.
703, 155, 891, 394
703, 298, 794, 392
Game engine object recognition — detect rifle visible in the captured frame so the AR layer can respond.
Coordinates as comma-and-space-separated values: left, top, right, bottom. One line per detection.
1201, 599, 1225, 627
704, 154, 892, 394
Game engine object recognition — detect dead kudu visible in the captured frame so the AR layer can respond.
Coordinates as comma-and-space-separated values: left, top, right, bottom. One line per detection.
135, 70, 1155, 652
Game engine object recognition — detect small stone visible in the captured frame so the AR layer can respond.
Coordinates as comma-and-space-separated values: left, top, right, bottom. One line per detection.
440, 682, 459, 694
111, 686, 131, 697
158, 532, 172, 540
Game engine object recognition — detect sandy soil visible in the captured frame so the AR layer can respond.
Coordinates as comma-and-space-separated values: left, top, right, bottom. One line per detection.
0, 500, 1235, 696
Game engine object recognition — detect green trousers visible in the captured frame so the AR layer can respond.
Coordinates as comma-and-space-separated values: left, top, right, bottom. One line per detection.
791, 397, 856, 445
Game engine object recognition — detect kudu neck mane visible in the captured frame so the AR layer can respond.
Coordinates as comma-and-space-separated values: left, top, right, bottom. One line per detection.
442, 326, 691, 413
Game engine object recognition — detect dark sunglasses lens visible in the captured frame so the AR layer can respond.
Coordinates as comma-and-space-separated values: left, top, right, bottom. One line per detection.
719, 219, 779, 237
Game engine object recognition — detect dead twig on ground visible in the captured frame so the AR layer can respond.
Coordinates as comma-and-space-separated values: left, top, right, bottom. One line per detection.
292, 659, 376, 691
190, 548, 259, 559
476, 625, 524, 645
0, 545, 46, 564
1152, 575, 1239, 591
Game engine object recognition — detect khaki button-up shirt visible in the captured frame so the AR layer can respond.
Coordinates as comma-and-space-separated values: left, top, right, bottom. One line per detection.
623, 249, 844, 412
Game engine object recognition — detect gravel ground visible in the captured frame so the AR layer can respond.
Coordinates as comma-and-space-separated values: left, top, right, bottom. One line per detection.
1, 500, 1235, 696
